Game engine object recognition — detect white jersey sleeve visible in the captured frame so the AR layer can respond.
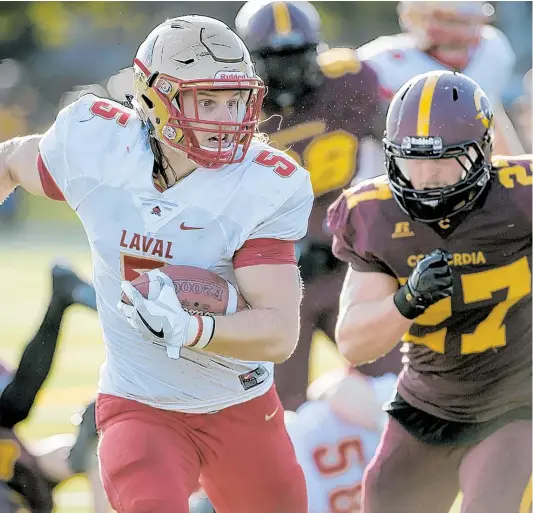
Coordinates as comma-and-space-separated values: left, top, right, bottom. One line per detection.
234, 144, 314, 244
38, 100, 76, 202
39, 93, 147, 209
247, 172, 313, 241
358, 28, 516, 106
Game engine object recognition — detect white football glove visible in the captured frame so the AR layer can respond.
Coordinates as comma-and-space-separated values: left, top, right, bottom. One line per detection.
117, 269, 213, 359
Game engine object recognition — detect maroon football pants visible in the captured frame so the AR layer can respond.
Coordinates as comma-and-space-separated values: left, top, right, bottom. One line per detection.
362, 416, 532, 513
275, 266, 403, 411
96, 385, 307, 513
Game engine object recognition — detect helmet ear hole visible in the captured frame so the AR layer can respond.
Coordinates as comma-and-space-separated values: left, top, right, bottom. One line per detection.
452, 87, 459, 101
141, 95, 154, 110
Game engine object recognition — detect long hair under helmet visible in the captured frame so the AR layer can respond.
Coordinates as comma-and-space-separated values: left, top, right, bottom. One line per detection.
132, 16, 265, 169
384, 70, 494, 223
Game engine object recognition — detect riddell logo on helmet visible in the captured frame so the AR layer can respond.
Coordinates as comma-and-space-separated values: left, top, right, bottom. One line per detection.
214, 71, 248, 80
402, 136, 443, 150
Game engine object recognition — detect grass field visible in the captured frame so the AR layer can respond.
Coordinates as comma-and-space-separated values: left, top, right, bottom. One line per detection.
0, 228, 461, 513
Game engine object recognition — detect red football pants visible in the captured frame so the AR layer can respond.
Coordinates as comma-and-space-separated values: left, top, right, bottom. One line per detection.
96, 385, 307, 513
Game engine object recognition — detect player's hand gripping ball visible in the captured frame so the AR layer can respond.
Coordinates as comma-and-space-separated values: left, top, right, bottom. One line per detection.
118, 266, 247, 358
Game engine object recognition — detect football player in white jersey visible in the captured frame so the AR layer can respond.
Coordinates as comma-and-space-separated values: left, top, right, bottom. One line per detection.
359, 1, 524, 155
285, 368, 396, 513
0, 15, 313, 513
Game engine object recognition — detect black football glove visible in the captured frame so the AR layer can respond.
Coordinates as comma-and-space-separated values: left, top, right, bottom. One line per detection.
394, 249, 454, 319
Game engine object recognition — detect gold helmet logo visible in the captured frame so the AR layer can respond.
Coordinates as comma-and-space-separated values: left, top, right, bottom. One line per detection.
474, 87, 494, 129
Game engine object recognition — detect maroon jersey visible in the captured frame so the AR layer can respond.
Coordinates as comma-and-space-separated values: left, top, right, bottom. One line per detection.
261, 48, 381, 244
327, 157, 532, 423
0, 364, 54, 513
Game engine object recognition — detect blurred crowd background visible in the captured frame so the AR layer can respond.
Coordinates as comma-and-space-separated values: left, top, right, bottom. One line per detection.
0, 1, 531, 226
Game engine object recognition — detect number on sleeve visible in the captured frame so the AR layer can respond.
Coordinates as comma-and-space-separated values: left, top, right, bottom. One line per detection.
253, 150, 297, 177
90, 100, 132, 127
498, 164, 533, 189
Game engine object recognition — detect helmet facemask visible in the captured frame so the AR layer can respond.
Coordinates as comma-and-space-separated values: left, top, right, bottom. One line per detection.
385, 136, 492, 223
134, 59, 265, 169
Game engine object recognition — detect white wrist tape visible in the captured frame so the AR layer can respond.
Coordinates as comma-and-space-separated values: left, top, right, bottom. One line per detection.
186, 315, 215, 350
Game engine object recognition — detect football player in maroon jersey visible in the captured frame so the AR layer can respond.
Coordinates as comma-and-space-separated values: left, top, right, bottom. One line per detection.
328, 70, 531, 513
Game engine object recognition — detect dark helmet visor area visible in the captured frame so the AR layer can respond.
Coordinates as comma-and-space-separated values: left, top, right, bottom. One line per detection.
253, 44, 321, 108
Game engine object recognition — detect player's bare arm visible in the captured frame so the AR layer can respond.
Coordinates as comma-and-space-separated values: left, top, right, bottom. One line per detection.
337, 249, 453, 366
336, 267, 412, 365
206, 263, 302, 363
0, 135, 45, 202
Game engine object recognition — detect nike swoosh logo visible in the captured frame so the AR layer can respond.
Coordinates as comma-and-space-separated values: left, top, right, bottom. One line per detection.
265, 406, 279, 422
137, 311, 164, 339
180, 222, 204, 231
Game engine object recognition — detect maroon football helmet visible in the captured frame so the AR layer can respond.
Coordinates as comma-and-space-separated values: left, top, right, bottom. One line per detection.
384, 70, 494, 223
235, 1, 323, 109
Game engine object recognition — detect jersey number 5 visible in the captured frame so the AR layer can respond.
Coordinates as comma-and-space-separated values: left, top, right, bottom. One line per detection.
253, 150, 297, 177
90, 100, 132, 127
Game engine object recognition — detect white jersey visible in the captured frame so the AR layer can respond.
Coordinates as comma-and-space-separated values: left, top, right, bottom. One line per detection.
286, 374, 396, 513
358, 26, 515, 105
39, 94, 313, 413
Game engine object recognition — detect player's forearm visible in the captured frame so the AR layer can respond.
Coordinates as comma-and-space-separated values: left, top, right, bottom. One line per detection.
336, 293, 412, 365
1, 135, 44, 201
203, 308, 298, 363
0, 137, 21, 202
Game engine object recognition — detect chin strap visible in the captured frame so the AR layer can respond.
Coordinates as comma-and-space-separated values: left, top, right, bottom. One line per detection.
148, 136, 180, 190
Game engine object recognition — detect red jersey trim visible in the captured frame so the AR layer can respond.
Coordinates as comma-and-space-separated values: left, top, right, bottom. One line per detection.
233, 238, 297, 269
37, 153, 65, 202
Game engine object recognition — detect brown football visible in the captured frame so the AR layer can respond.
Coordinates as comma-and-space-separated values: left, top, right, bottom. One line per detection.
121, 265, 248, 316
